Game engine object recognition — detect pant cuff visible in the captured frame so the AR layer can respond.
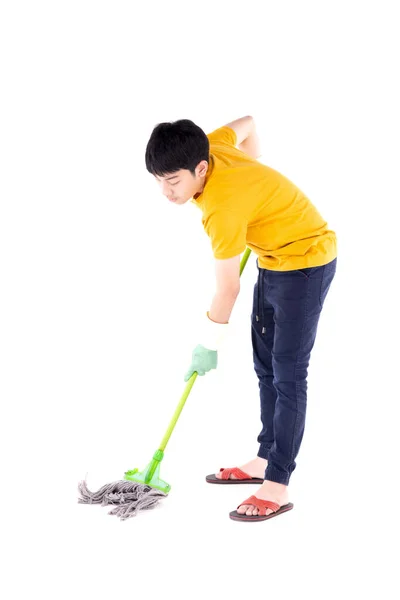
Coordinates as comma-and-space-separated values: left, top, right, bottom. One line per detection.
257, 444, 270, 460
264, 462, 290, 485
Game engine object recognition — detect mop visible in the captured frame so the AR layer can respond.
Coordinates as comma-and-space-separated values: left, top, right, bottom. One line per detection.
78, 248, 252, 520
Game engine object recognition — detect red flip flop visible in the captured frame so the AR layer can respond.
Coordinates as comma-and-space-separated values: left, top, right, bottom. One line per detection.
206, 467, 264, 485
229, 495, 294, 522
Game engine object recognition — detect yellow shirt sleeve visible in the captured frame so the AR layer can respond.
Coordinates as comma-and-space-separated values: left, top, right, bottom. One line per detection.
207, 126, 237, 147
203, 209, 247, 260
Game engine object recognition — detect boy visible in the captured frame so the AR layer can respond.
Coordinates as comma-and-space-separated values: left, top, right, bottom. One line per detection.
145, 117, 337, 522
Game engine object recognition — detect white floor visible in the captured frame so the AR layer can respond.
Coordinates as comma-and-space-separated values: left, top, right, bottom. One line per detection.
7, 309, 395, 598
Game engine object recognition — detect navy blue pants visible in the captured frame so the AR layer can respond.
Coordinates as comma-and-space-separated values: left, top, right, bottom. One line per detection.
252, 258, 337, 485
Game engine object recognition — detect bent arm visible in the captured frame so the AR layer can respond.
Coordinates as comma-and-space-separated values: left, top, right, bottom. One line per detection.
224, 115, 262, 159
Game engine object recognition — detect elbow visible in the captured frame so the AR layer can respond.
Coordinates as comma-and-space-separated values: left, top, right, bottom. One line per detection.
246, 115, 255, 129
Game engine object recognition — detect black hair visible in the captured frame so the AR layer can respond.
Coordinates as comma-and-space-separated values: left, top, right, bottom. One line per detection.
145, 119, 209, 177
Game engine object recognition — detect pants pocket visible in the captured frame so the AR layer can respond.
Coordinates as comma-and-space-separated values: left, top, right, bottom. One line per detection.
319, 259, 337, 309
298, 268, 313, 278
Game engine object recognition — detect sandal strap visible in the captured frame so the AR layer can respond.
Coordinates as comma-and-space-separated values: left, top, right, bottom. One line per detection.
219, 467, 252, 480
238, 495, 280, 516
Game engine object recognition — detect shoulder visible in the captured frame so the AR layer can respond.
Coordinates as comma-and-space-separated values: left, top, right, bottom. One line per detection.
207, 126, 237, 147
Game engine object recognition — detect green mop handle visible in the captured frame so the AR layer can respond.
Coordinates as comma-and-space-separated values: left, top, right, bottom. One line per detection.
158, 247, 252, 452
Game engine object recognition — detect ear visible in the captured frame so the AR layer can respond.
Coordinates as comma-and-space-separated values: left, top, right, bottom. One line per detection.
196, 160, 208, 178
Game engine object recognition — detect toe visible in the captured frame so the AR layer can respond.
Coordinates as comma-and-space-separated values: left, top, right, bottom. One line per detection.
238, 505, 248, 514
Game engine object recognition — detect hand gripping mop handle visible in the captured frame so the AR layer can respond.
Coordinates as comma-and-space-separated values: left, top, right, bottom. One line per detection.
158, 247, 252, 453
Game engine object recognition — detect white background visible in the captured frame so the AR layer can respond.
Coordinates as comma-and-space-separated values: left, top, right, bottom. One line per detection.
1, 1, 398, 598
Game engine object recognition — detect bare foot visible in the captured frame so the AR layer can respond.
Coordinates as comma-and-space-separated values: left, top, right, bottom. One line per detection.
215, 457, 267, 480
237, 480, 289, 516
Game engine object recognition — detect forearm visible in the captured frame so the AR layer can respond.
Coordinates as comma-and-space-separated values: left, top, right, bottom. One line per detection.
238, 129, 262, 159
208, 290, 239, 324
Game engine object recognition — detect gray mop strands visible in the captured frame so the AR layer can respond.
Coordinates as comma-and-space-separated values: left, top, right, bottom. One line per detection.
78, 479, 168, 521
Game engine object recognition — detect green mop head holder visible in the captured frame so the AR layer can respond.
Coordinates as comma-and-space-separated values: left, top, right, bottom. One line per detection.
124, 450, 171, 494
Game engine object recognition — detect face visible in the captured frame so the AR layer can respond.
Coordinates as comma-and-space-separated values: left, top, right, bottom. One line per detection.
154, 160, 208, 205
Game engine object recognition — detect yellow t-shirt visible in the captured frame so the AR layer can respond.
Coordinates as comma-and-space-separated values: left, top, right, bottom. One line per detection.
192, 126, 337, 270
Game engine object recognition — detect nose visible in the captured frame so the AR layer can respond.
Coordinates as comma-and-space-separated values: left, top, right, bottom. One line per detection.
160, 181, 170, 196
